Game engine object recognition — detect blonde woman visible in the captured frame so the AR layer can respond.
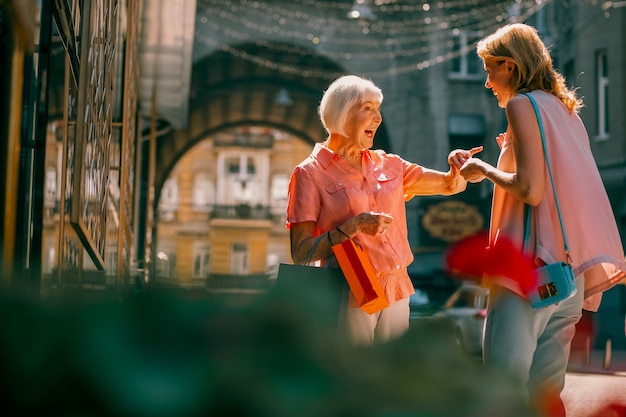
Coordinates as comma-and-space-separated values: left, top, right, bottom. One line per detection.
460, 23, 626, 416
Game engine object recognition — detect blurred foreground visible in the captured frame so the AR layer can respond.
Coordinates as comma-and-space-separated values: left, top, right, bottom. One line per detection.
0, 281, 537, 417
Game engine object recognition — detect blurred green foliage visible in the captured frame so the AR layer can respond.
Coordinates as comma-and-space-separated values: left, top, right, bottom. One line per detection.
0, 281, 537, 417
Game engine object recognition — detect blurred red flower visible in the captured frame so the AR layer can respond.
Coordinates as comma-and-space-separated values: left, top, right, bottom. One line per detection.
445, 231, 537, 292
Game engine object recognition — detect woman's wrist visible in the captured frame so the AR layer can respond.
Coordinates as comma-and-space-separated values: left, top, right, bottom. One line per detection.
336, 226, 351, 240
444, 170, 459, 192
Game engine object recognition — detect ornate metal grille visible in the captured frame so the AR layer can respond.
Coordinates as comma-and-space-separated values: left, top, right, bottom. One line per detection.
54, 0, 138, 287
69, 0, 117, 269
115, 0, 140, 283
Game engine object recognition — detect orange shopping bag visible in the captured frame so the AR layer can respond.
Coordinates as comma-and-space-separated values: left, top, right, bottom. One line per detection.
332, 238, 389, 314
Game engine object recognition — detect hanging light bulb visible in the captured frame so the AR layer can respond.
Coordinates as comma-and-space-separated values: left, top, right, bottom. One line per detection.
347, 0, 377, 21
275, 87, 293, 106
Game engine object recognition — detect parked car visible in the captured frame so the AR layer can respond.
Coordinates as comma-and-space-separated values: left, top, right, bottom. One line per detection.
409, 288, 442, 321
435, 283, 489, 355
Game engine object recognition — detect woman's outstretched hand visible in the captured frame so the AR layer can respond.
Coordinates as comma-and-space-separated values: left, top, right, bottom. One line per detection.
460, 156, 491, 183
448, 146, 483, 177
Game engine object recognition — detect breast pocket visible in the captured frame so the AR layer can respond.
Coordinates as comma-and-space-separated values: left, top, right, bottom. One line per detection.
326, 180, 352, 195
374, 169, 403, 204
326, 179, 364, 210
376, 170, 402, 189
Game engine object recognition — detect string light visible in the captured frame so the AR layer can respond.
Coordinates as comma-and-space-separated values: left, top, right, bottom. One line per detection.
194, 0, 552, 79
201, 0, 517, 39
195, 9, 511, 52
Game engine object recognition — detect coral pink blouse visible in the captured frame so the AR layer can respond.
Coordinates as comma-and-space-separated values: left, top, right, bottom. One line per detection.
286, 143, 424, 304
489, 90, 626, 311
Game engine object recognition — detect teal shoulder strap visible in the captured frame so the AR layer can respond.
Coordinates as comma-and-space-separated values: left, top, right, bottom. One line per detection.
521, 92, 571, 263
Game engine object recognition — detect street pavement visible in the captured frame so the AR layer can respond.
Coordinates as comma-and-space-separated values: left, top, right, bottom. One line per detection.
563, 349, 626, 417
563, 374, 626, 417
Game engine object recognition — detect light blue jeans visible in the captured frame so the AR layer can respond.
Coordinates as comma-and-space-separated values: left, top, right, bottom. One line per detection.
483, 275, 584, 403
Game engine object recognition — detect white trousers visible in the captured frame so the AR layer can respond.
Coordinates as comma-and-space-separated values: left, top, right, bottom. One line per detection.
483, 275, 584, 400
344, 297, 410, 345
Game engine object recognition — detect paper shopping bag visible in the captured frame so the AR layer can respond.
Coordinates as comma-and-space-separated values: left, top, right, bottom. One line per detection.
332, 239, 389, 314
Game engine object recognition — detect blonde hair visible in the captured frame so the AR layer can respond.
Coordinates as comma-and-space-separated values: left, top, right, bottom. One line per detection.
476, 23, 582, 113
318, 75, 383, 136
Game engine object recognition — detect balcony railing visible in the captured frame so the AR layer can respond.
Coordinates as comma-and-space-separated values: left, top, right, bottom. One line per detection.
210, 204, 272, 220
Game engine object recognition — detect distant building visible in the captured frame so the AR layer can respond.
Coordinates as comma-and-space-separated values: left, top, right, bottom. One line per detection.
155, 127, 310, 291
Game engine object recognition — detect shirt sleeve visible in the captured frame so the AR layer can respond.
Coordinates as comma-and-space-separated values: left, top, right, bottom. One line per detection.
285, 166, 321, 229
401, 158, 424, 201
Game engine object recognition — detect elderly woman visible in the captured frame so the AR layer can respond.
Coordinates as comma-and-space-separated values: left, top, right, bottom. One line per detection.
286, 74, 481, 345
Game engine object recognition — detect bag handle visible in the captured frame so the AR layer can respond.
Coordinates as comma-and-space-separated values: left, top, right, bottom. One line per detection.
521, 92, 571, 264
336, 227, 364, 251
304, 234, 327, 266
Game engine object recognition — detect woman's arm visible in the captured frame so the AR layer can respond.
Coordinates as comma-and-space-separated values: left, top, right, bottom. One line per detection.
404, 146, 482, 197
290, 213, 394, 264
404, 167, 466, 196
460, 96, 545, 205
290, 221, 328, 265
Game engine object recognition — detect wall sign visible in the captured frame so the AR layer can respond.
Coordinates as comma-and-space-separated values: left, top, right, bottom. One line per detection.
421, 200, 484, 243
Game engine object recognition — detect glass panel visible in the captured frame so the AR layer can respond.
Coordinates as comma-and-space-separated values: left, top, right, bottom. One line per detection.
246, 157, 256, 174
227, 157, 240, 174
450, 35, 461, 73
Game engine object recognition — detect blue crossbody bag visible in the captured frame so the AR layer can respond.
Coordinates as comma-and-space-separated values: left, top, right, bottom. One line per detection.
521, 93, 577, 309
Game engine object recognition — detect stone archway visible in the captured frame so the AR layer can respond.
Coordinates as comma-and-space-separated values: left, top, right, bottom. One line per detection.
154, 41, 391, 191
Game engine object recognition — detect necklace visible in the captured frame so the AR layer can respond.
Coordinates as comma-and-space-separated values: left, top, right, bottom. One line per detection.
323, 141, 363, 161
339, 153, 362, 161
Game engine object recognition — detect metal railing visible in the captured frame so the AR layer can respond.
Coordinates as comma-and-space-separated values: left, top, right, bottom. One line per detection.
210, 204, 273, 220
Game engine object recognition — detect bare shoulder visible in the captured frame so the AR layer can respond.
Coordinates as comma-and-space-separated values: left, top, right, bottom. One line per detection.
506, 94, 533, 112
505, 94, 535, 123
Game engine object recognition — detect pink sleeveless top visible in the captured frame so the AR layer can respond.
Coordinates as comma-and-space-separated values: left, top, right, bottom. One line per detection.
489, 90, 626, 311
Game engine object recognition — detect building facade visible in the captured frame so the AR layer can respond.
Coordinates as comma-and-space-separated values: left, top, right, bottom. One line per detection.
155, 127, 311, 291
1, 0, 624, 332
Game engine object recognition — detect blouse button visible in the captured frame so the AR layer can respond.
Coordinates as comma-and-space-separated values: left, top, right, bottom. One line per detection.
338, 182, 342, 186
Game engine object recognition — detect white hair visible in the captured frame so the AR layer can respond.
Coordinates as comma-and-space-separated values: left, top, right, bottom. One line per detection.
318, 75, 383, 137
